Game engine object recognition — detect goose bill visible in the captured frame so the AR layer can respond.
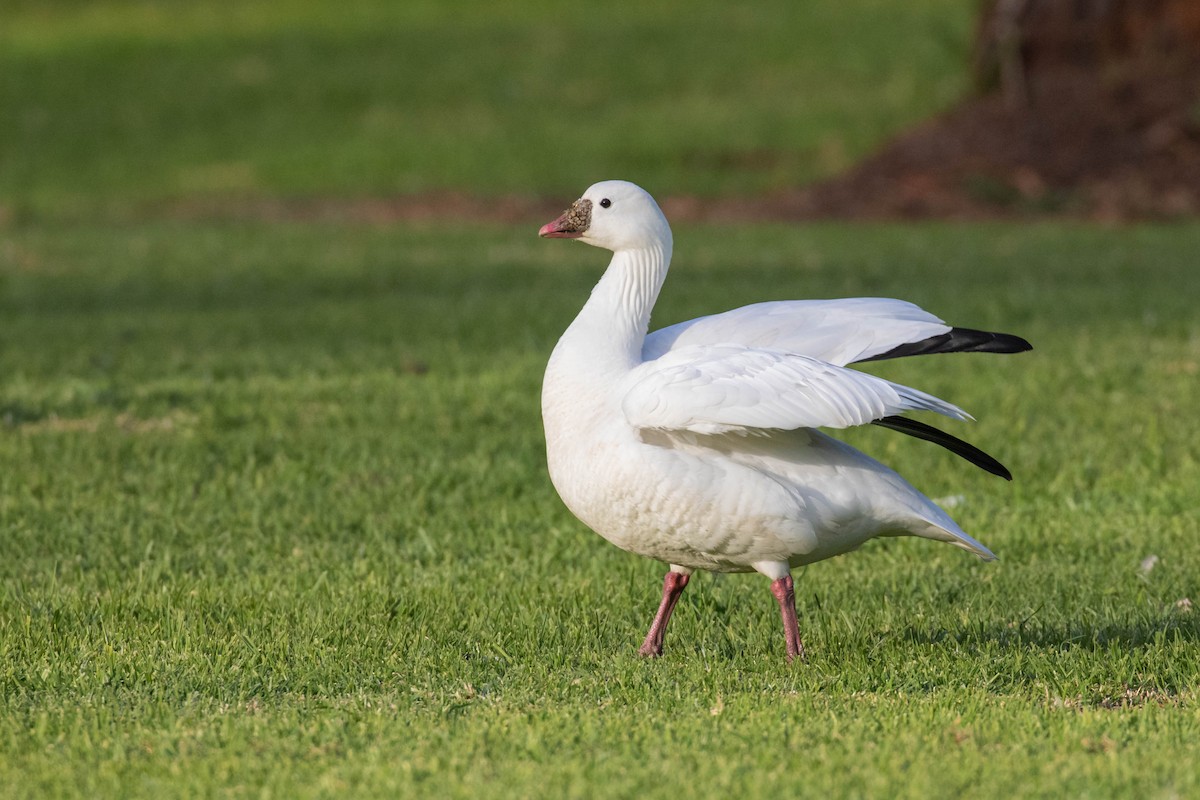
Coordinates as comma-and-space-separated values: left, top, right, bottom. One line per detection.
538, 199, 592, 238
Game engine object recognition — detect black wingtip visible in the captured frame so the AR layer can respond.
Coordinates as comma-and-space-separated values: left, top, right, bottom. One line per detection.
959, 329, 1033, 355
872, 415, 1013, 480
861, 328, 1032, 363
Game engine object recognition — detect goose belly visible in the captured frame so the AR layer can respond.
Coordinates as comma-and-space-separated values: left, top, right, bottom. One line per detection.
545, 427, 903, 572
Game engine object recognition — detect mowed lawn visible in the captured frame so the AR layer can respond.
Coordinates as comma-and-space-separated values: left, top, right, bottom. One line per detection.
1, 0, 970, 217
3, 0, 1200, 797
3, 220, 1198, 797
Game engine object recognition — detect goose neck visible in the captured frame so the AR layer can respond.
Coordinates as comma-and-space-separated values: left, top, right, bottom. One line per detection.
579, 243, 671, 362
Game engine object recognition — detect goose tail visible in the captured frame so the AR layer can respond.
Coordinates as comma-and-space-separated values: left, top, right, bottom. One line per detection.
918, 517, 996, 561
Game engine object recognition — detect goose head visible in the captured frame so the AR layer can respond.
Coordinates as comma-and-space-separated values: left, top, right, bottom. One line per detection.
539, 180, 672, 253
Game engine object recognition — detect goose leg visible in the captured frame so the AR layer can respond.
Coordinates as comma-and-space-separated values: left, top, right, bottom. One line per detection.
770, 574, 805, 662
638, 569, 690, 657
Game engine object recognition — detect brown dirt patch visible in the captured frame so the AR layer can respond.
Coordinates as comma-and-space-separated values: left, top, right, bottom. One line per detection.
786, 0, 1200, 221
784, 63, 1200, 221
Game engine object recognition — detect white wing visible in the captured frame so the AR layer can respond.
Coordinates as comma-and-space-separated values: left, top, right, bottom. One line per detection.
642, 298, 950, 366
622, 345, 969, 436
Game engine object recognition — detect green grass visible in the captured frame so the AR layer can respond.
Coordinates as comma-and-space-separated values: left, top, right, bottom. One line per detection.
3, 1, 1199, 796
1, 0, 970, 218
3, 220, 1199, 797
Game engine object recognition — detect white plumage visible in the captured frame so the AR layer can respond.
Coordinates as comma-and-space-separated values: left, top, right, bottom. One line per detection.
622, 344, 969, 435
538, 180, 1030, 661
643, 297, 951, 365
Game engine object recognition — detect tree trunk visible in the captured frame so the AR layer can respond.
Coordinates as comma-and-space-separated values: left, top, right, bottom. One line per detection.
974, 0, 1200, 104
791, 0, 1200, 219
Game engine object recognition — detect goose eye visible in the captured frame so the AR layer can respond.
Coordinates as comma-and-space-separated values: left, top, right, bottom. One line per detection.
599, 198, 612, 209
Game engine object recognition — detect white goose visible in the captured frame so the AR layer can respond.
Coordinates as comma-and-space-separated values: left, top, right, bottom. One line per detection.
539, 180, 1030, 661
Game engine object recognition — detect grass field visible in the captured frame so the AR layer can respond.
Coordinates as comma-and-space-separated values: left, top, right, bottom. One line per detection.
3, 1, 1200, 798
1, 0, 970, 218
4, 221, 1199, 797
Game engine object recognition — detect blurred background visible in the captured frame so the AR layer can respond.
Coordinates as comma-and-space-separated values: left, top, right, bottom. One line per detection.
3, 0, 1197, 223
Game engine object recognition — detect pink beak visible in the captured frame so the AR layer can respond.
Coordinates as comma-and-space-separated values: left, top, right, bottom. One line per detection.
538, 213, 584, 239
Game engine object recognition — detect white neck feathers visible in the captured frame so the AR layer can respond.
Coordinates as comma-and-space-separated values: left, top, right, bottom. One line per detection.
565, 242, 672, 370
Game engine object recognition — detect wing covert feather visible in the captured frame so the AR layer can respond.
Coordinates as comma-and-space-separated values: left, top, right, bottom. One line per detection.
643, 299, 951, 366
622, 345, 969, 435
